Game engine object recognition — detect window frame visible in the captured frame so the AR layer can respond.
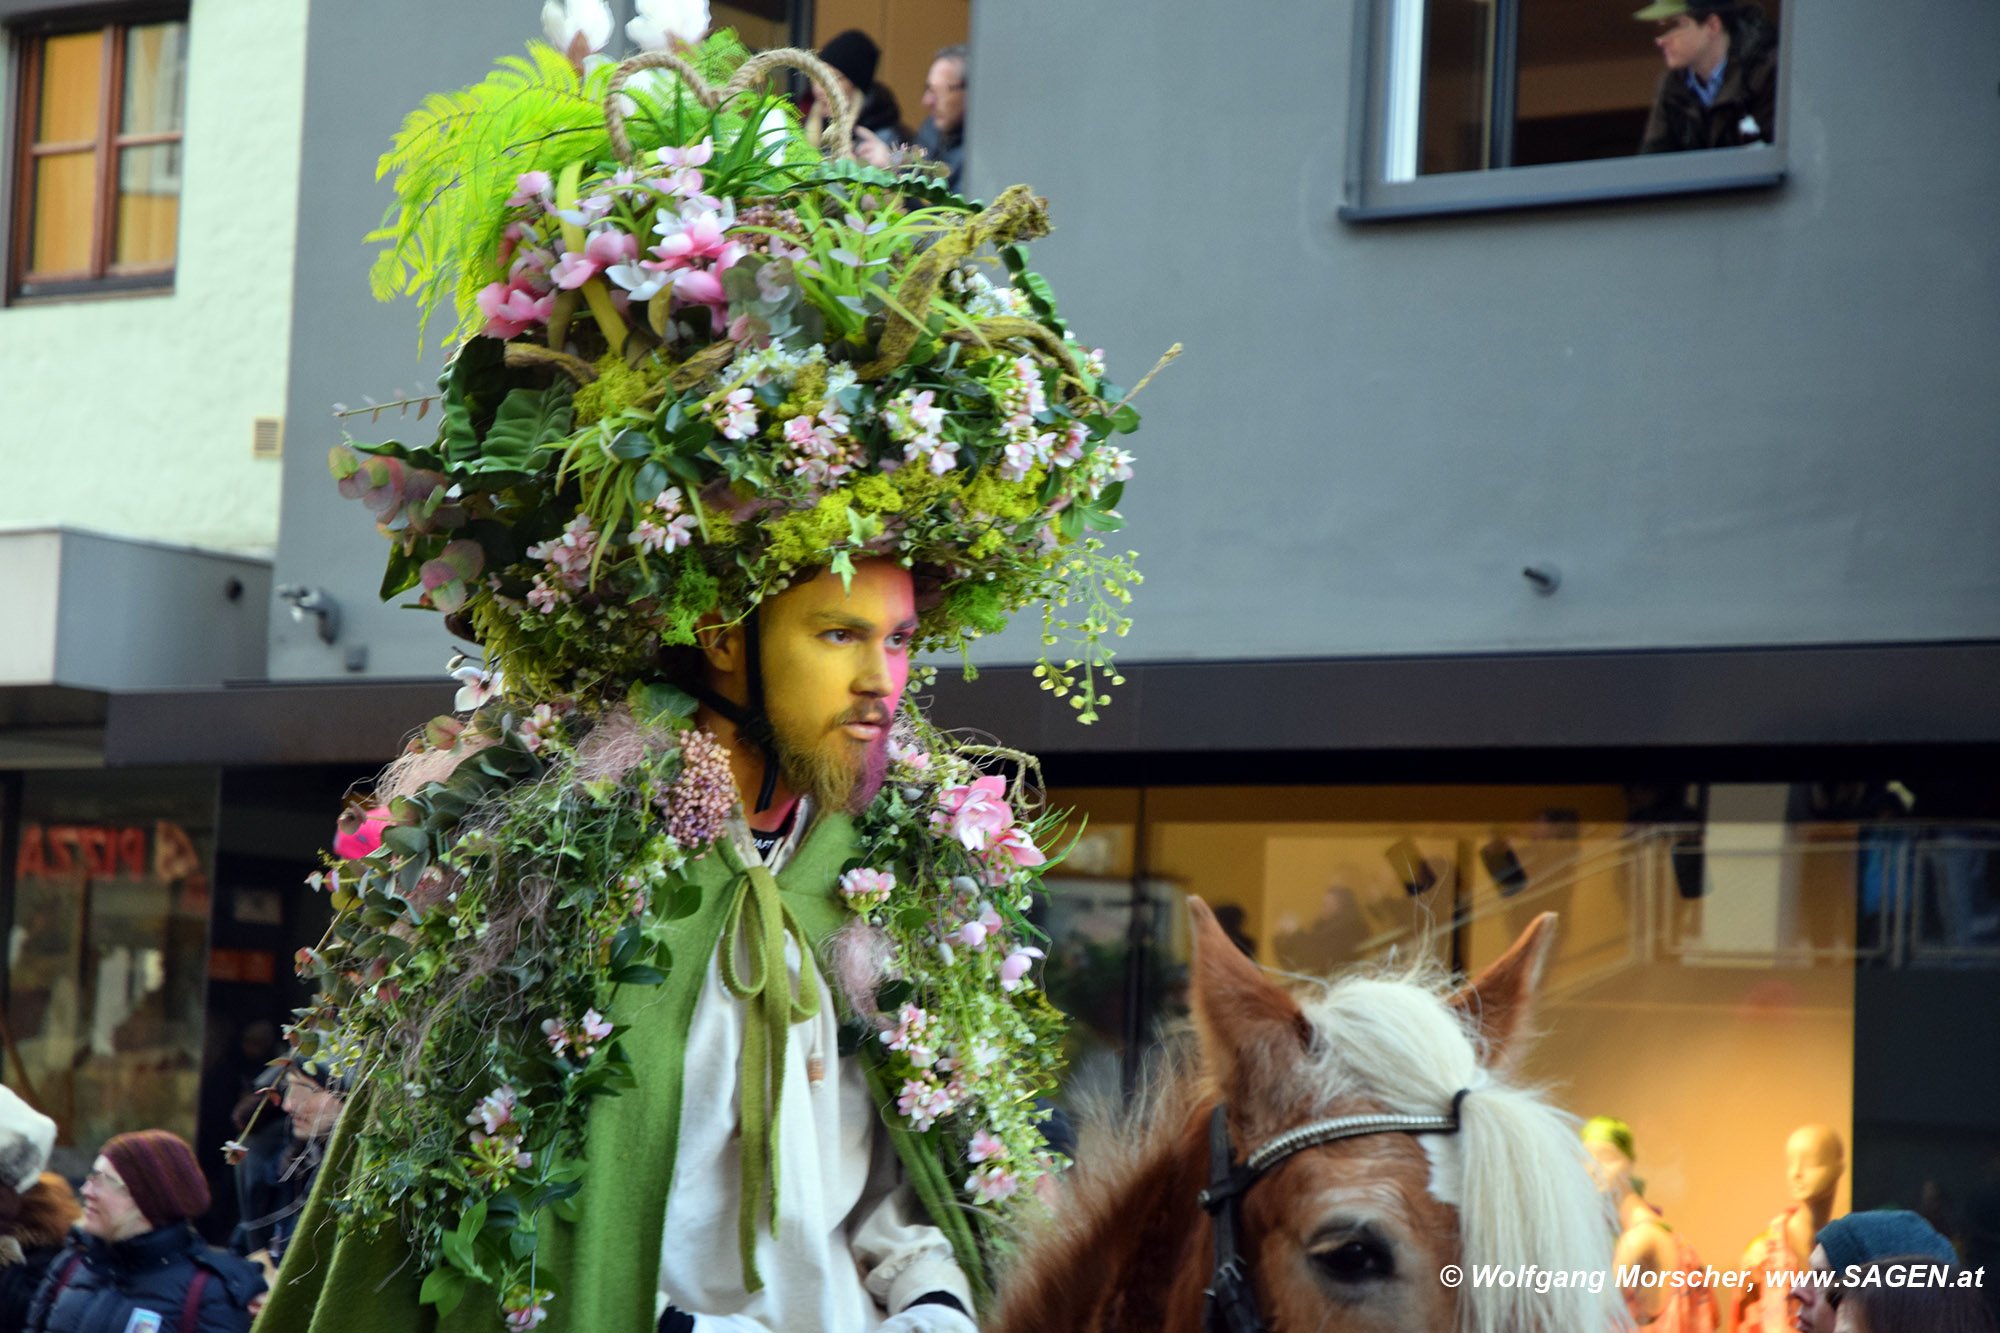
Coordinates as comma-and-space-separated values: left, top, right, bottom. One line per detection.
6, 3, 188, 302
1340, 0, 1789, 222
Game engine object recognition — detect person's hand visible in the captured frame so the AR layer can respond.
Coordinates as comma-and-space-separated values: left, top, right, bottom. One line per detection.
852, 125, 893, 170
877, 1304, 977, 1333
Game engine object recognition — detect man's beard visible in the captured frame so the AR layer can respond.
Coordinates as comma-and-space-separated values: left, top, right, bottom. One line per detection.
775, 718, 889, 815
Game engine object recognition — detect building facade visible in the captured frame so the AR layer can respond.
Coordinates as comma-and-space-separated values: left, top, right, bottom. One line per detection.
3, 0, 1996, 1289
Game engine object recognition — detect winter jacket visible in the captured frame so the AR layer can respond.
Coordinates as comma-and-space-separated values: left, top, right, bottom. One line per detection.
0, 1172, 80, 1332
24, 1223, 263, 1333
1639, 15, 1779, 154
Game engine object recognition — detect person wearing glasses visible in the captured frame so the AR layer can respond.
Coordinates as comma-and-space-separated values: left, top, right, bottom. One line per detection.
24, 1129, 262, 1333
1790, 1209, 1960, 1333
1633, 0, 1779, 154
915, 44, 968, 192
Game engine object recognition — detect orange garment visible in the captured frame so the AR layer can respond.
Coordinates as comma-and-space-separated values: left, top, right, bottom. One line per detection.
1621, 1203, 1718, 1333
1735, 1205, 1805, 1333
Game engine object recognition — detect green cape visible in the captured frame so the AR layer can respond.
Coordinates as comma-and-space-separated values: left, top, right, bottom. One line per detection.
259, 812, 981, 1333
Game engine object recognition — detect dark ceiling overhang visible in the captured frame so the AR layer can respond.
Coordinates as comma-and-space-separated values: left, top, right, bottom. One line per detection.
96, 640, 2000, 774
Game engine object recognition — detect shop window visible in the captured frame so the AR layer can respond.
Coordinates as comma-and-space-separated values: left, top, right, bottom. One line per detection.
1037, 779, 2000, 1298
2, 769, 216, 1176
1345, 0, 1785, 220
7, 12, 187, 301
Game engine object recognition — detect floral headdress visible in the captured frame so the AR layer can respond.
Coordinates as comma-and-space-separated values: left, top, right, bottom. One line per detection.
284, 17, 1171, 1330
333, 22, 1167, 719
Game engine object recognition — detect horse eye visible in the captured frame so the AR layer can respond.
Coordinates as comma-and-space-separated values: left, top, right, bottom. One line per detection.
1310, 1239, 1396, 1283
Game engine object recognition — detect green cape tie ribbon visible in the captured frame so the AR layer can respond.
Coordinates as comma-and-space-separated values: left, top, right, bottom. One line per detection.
716, 837, 822, 1291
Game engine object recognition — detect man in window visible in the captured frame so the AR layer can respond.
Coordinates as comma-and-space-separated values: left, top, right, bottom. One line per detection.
1635, 0, 1778, 154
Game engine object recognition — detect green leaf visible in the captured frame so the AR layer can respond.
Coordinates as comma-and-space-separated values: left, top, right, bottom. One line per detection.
382, 825, 430, 858
476, 383, 576, 473
1110, 403, 1141, 434
608, 427, 651, 461
439, 338, 506, 464
419, 1266, 468, 1315
611, 964, 668, 985
630, 681, 698, 726
631, 460, 669, 506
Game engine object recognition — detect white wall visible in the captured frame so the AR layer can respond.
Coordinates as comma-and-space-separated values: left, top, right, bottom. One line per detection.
0, 0, 310, 556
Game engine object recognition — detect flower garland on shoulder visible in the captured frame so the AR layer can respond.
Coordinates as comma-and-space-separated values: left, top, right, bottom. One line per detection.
294, 684, 1069, 1328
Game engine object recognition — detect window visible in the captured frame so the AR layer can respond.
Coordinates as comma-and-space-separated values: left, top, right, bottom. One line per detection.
8, 12, 187, 299
1345, 0, 1785, 220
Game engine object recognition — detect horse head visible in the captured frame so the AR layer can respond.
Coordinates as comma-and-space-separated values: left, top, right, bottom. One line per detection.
1186, 898, 1619, 1333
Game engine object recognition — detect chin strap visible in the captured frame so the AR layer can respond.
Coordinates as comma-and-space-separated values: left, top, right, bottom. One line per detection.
687, 610, 782, 813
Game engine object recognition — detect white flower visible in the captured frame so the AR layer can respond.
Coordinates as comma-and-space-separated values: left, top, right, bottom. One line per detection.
451, 663, 503, 711
628, 0, 709, 50
541, 0, 614, 61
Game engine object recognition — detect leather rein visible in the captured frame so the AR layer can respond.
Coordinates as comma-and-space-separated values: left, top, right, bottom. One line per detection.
1196, 1090, 1470, 1333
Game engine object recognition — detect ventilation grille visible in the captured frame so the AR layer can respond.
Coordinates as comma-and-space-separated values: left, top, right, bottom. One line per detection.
252, 416, 284, 459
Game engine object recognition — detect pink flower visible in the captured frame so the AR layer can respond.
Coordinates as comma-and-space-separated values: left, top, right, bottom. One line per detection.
507, 171, 553, 208
541, 1018, 570, 1057
936, 776, 1014, 852
655, 139, 715, 170
999, 946, 1045, 992
967, 1164, 1021, 1204
988, 824, 1047, 872
718, 387, 758, 441
550, 228, 638, 289
332, 806, 392, 860
526, 577, 564, 614
955, 902, 1004, 950
467, 1085, 518, 1135
968, 1129, 1006, 1164
896, 1075, 959, 1131
581, 1009, 613, 1043
839, 867, 895, 910
880, 1003, 938, 1067
653, 208, 732, 266
632, 514, 695, 552
477, 280, 554, 339
518, 703, 558, 753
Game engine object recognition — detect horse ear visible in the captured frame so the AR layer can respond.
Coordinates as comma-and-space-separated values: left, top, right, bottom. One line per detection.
1188, 897, 1314, 1096
1448, 912, 1558, 1071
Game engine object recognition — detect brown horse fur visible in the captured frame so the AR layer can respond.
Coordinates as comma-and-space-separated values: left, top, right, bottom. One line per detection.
1, 1172, 80, 1255
988, 901, 1563, 1333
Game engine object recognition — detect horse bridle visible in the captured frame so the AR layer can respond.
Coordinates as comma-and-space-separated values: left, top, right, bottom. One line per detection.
1197, 1089, 1470, 1333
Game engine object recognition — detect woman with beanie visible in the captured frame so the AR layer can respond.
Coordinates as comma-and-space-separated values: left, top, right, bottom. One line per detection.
0, 1086, 80, 1330
24, 1129, 262, 1333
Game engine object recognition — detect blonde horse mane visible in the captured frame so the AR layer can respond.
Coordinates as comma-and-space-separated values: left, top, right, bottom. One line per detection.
1296, 967, 1622, 1333
995, 953, 1621, 1333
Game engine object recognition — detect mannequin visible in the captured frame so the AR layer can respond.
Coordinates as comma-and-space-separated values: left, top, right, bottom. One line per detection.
1582, 1117, 1718, 1332
1734, 1124, 1845, 1333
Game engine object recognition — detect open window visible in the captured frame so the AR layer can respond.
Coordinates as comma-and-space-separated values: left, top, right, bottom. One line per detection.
1344, 0, 1786, 220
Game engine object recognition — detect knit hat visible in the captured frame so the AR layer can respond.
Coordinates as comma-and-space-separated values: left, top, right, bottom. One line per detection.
100, 1130, 210, 1226
1816, 1210, 1957, 1272
0, 1087, 56, 1194
817, 29, 879, 90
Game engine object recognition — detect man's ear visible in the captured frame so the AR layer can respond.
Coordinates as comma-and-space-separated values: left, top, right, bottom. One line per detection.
695, 614, 744, 677
1448, 912, 1557, 1073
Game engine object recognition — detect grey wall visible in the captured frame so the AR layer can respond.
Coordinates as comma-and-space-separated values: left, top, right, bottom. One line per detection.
274, 0, 2000, 685
962, 0, 2000, 665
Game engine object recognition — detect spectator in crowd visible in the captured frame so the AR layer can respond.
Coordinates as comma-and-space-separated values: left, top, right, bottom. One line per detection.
1633, 0, 1778, 154
1792, 1209, 1959, 1333
915, 44, 968, 191
0, 1087, 79, 1330
1831, 1256, 1998, 1333
25, 1129, 263, 1333
810, 29, 908, 168
231, 1058, 344, 1279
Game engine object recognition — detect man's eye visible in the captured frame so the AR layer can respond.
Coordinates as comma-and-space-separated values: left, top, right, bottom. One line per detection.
887, 633, 912, 650
821, 629, 854, 644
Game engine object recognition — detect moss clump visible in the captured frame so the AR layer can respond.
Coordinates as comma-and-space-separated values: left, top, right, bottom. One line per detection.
764, 493, 854, 567
939, 581, 1009, 636
572, 354, 661, 427
958, 468, 1043, 523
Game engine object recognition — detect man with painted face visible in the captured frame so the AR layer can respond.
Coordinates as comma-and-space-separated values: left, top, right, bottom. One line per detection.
648, 558, 978, 1332
1634, 0, 1779, 154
